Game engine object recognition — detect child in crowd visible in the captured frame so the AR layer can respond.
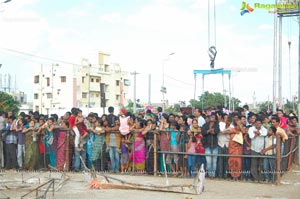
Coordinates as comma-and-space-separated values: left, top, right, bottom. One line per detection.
261, 126, 277, 183
119, 109, 131, 141
75, 109, 88, 151
120, 137, 129, 172
187, 135, 196, 177
195, 133, 206, 171
167, 121, 180, 176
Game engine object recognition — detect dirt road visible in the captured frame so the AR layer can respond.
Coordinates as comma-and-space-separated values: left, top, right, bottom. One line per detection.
0, 165, 299, 199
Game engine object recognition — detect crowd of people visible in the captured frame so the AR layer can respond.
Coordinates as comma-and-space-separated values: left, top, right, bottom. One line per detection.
0, 105, 299, 184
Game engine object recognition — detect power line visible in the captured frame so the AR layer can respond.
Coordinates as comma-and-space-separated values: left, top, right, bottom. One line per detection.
164, 74, 193, 86
0, 47, 84, 66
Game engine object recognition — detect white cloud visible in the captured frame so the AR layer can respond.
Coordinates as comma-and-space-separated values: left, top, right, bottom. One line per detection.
191, 0, 227, 9
258, 24, 273, 30
229, 5, 236, 11
100, 12, 121, 24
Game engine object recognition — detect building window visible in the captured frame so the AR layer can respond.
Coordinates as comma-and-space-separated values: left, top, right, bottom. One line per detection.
34, 93, 39, 99
116, 80, 120, 86
35, 106, 39, 111
116, 95, 120, 100
91, 78, 94, 83
82, 92, 88, 98
61, 76, 66, 83
96, 78, 100, 83
96, 93, 100, 97
124, 79, 130, 86
46, 93, 52, 99
46, 77, 50, 87
34, 76, 39, 84
82, 77, 85, 83
105, 65, 109, 72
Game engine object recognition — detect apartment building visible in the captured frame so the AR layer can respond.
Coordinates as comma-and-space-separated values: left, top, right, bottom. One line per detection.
33, 52, 130, 114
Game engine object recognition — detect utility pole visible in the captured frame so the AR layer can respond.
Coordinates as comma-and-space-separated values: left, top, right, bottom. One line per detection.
131, 71, 139, 114
278, 14, 283, 109
273, 0, 278, 114
288, 41, 292, 101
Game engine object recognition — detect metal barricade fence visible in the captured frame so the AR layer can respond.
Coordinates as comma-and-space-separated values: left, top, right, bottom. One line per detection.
148, 130, 299, 185
39, 127, 299, 186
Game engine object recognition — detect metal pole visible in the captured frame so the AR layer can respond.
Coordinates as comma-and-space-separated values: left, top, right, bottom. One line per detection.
288, 41, 292, 101
276, 134, 281, 185
66, 129, 69, 171
162, 60, 165, 112
154, 132, 157, 176
273, 1, 278, 114
278, 15, 283, 109
133, 71, 137, 113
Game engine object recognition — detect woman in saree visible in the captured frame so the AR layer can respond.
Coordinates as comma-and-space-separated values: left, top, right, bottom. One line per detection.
91, 118, 106, 171
228, 118, 243, 180
130, 119, 151, 171
158, 114, 170, 172
44, 118, 57, 168
56, 120, 69, 171
23, 120, 39, 170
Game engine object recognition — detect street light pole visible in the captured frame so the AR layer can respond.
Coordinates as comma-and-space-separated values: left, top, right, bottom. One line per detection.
161, 52, 174, 112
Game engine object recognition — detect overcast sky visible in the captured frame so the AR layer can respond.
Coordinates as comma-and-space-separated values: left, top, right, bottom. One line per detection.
0, 0, 298, 106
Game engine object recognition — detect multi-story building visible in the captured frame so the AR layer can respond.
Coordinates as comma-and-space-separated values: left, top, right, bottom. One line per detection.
33, 52, 130, 114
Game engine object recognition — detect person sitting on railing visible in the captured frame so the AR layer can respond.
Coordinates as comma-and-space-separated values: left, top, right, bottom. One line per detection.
74, 109, 88, 151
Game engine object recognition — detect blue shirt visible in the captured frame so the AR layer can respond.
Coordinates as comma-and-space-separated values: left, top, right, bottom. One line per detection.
170, 128, 178, 146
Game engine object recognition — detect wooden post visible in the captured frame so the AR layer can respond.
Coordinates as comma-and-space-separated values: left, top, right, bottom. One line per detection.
154, 131, 157, 176
276, 134, 281, 185
65, 129, 70, 171
287, 136, 294, 171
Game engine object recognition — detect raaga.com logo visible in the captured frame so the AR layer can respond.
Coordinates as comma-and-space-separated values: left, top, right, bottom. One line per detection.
240, 2, 254, 16
240, 1, 299, 16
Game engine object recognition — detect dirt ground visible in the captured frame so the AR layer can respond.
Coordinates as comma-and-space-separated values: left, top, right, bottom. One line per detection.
0, 165, 300, 199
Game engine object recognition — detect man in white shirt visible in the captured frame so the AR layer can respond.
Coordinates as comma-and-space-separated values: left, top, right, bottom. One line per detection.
194, 108, 205, 127
248, 118, 268, 181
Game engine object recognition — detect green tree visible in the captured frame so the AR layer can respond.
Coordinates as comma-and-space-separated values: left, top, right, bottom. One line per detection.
0, 91, 20, 114
189, 91, 241, 109
257, 101, 272, 112
125, 99, 142, 113
165, 103, 181, 114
